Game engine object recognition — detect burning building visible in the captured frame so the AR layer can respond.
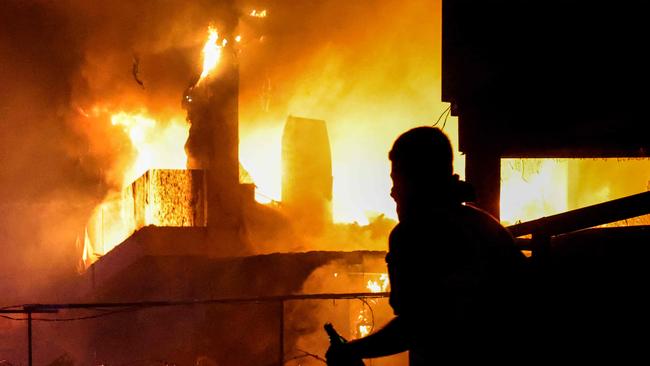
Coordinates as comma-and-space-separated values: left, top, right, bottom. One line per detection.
67, 6, 393, 365
3, 0, 650, 364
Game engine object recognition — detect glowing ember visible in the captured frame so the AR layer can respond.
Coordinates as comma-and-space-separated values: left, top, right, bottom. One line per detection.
366, 273, 390, 293
355, 273, 390, 338
358, 325, 371, 338
198, 26, 223, 84
249, 9, 267, 18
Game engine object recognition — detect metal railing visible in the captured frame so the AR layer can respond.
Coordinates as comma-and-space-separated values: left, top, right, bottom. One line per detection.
506, 191, 650, 256
1, 292, 390, 366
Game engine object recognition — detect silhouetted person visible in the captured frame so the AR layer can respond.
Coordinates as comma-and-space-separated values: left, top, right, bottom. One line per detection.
326, 127, 528, 365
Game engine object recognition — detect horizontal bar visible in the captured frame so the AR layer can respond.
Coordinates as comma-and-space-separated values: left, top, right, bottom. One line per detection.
507, 191, 650, 238
5, 292, 390, 312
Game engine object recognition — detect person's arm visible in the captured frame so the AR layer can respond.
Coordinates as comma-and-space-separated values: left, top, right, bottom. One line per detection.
326, 316, 408, 362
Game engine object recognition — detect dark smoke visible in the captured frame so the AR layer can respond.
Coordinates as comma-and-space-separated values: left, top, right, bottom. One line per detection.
0, 0, 442, 299
0, 0, 253, 304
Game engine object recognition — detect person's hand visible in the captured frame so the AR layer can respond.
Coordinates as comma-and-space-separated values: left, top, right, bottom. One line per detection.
325, 342, 358, 366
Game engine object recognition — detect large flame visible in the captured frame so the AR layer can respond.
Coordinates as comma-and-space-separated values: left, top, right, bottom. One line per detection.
240, 118, 464, 224
111, 111, 189, 186
80, 110, 191, 268
83, 169, 204, 267
237, 1, 446, 225
198, 26, 224, 84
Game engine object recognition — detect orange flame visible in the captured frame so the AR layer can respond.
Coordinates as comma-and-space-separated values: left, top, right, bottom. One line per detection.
249, 9, 267, 18
357, 273, 390, 337
198, 26, 223, 84
500, 159, 569, 225
110, 111, 189, 186
366, 273, 389, 293
500, 158, 650, 227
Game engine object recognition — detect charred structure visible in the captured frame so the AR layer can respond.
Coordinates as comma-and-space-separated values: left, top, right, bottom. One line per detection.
67, 5, 381, 365
444, 0, 650, 361
183, 18, 246, 255
443, 0, 650, 218
282, 116, 333, 233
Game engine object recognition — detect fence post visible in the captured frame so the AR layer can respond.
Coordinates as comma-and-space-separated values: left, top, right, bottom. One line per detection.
27, 310, 32, 366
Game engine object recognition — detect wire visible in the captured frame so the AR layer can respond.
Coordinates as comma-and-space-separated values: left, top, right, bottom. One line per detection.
433, 104, 452, 127
118, 359, 177, 366
0, 305, 22, 311
255, 190, 279, 202
0, 293, 389, 322
358, 298, 376, 335
441, 106, 452, 130
284, 349, 326, 364
1, 307, 139, 322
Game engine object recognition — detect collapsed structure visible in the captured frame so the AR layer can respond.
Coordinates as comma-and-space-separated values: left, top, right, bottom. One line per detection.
61, 1, 650, 364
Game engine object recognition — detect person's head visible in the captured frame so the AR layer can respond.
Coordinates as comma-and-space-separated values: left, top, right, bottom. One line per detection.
389, 127, 455, 217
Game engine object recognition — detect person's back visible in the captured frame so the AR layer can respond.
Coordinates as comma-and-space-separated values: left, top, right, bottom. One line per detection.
388, 203, 527, 364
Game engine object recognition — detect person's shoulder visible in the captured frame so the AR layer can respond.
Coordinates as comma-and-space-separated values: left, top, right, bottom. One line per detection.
458, 203, 513, 242
458, 203, 499, 224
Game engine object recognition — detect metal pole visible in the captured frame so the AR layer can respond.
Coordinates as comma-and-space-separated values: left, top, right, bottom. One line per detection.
278, 300, 284, 366
27, 311, 33, 366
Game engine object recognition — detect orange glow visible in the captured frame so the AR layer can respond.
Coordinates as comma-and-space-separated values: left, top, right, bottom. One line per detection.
110, 111, 189, 186
366, 273, 389, 293
237, 1, 444, 225
198, 26, 223, 84
356, 273, 390, 338
500, 159, 568, 225
239, 125, 283, 203
82, 170, 206, 268
500, 158, 650, 227
80, 109, 191, 269
240, 114, 463, 224
249, 9, 267, 18
358, 325, 371, 338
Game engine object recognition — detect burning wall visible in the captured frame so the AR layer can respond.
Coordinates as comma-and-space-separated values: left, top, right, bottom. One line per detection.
183, 23, 247, 255
81, 169, 206, 267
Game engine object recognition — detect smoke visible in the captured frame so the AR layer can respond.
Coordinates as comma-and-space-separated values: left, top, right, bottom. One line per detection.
1, 0, 443, 360
238, 0, 456, 224
0, 0, 245, 302
1, 1, 93, 303
0, 0, 446, 290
